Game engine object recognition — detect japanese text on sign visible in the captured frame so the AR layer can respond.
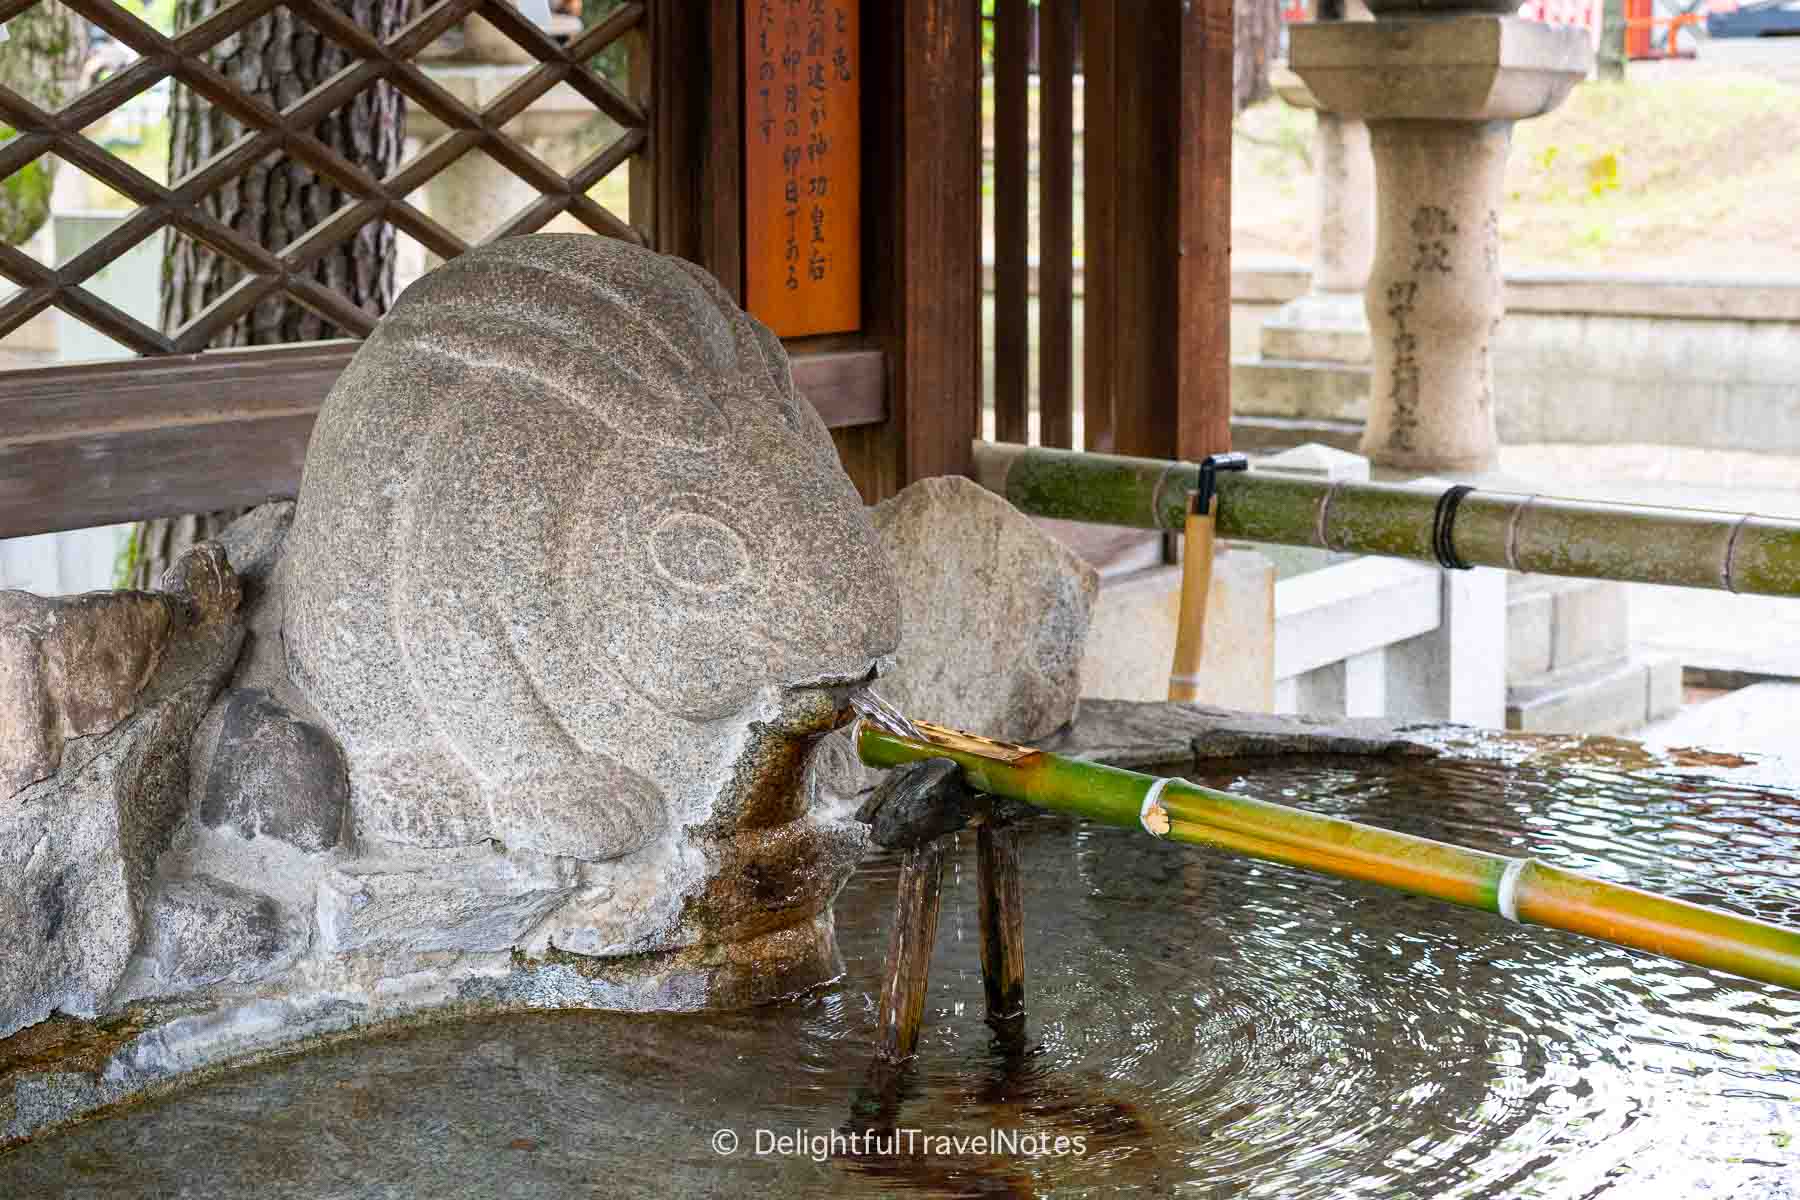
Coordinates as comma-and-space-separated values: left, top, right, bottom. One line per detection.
744, 0, 860, 338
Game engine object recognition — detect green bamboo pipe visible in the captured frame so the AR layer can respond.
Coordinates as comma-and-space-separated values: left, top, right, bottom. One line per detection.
856, 722, 1800, 993
972, 441, 1800, 597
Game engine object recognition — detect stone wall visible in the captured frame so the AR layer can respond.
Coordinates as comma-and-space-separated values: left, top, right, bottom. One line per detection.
1227, 258, 1800, 454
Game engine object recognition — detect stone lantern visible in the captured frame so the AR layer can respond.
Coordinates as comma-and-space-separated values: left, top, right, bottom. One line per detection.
1290, 2, 1590, 473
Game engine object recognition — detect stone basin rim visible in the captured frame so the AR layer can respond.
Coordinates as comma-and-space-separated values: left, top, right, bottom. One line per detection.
2, 698, 1786, 1149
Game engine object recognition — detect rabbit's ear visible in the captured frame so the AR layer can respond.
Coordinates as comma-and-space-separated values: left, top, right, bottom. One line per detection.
377, 240, 746, 453
671, 257, 810, 431
671, 259, 785, 393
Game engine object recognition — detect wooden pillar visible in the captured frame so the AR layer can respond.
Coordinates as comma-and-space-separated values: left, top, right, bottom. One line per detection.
657, 1, 980, 500
1083, 0, 1233, 463
700, 0, 745, 301
1037, 0, 1077, 450
865, 0, 982, 485
642, 1, 742, 299
994, 0, 1032, 446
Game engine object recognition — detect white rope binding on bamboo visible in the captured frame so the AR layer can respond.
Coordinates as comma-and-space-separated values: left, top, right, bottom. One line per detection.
1496, 858, 1529, 924
1139, 777, 1172, 838
1504, 494, 1537, 573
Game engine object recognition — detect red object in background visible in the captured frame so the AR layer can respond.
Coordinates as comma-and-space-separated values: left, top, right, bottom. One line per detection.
1626, 0, 1655, 56
1281, 0, 1308, 20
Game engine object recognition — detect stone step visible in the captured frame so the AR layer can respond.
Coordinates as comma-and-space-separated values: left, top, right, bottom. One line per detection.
1229, 415, 1364, 456
1506, 652, 1682, 736
1230, 357, 1372, 422
1638, 682, 1800, 759
1257, 292, 1374, 364
1505, 574, 1631, 682
1260, 322, 1373, 365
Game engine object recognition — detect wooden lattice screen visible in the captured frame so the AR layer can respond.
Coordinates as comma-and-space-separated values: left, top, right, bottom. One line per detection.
0, 0, 647, 354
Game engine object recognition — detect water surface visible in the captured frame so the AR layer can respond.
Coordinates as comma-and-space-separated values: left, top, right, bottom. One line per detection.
6, 753, 1799, 1198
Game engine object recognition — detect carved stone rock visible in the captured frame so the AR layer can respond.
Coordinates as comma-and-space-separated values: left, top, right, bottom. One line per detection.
279, 235, 898, 970
190, 687, 347, 852
316, 848, 579, 958
0, 591, 172, 797
129, 873, 301, 995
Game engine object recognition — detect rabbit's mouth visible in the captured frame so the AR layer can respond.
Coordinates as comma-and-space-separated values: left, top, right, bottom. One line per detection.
766, 659, 890, 739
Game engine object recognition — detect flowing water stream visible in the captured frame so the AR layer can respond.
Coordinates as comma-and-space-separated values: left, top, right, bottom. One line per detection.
5, 750, 1798, 1197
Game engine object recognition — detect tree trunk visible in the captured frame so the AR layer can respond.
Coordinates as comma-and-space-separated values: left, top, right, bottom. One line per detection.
0, 3, 86, 246
129, 0, 410, 589
1235, 0, 1282, 114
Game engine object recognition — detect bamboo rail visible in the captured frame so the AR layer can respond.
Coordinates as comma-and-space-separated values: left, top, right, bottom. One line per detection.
972, 442, 1800, 597
856, 721, 1800, 992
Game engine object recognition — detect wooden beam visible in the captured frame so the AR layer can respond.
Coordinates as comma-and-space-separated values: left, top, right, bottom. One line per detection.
993, 0, 1031, 445
1080, 0, 1117, 454
0, 343, 889, 539
867, 0, 981, 485
792, 348, 887, 427
1038, 0, 1076, 450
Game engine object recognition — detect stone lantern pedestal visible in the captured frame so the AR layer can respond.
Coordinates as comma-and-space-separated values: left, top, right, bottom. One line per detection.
1261, 0, 1378, 368
1260, 66, 1377, 366
1291, 12, 1589, 472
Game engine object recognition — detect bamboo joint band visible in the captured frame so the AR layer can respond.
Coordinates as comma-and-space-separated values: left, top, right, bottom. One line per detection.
1497, 858, 1529, 923
1723, 513, 1753, 594
1140, 777, 1172, 838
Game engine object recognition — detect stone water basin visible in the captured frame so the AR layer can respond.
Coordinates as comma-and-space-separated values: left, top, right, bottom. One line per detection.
4, 710, 1799, 1197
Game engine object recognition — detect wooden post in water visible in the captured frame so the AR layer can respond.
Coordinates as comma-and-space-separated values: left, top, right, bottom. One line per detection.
874, 838, 949, 1063
976, 824, 1028, 1035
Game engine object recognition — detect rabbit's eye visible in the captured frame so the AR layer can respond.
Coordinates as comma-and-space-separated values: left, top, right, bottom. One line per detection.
650, 511, 750, 593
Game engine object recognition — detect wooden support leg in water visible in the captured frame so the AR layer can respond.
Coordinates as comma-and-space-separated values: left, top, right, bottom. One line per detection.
852, 837, 951, 1132
874, 837, 949, 1063
976, 823, 1027, 1036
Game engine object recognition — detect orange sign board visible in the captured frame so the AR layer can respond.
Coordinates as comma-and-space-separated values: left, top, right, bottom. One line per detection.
743, 0, 861, 338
